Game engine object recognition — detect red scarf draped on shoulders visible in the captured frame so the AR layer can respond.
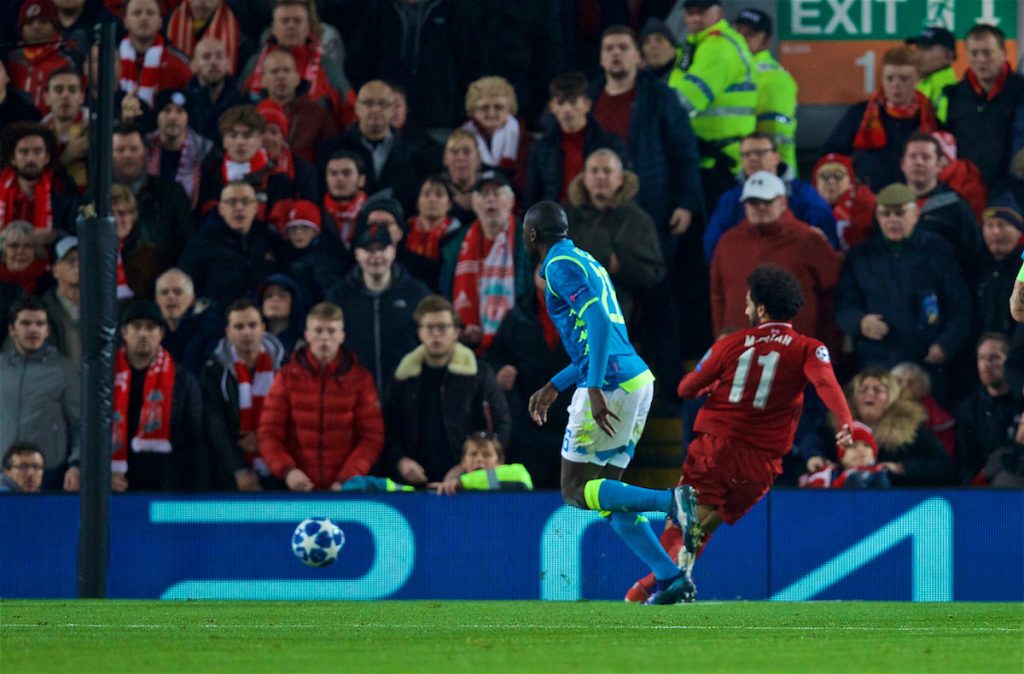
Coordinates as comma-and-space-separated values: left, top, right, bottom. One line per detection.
0, 167, 53, 231
853, 90, 936, 151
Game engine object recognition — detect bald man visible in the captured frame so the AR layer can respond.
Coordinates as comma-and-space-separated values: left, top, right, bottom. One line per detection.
317, 80, 441, 213
259, 49, 338, 163
186, 36, 245, 143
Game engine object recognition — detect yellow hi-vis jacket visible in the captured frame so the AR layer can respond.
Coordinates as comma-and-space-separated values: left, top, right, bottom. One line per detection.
668, 18, 756, 172
752, 49, 798, 174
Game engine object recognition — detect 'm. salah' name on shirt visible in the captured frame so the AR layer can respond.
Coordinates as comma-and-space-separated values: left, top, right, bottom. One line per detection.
744, 332, 793, 347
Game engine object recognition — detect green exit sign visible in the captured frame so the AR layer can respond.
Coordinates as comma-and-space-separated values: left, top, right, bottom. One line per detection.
778, 0, 1017, 40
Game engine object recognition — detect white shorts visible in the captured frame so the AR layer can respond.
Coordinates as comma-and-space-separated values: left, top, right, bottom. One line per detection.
560, 382, 653, 469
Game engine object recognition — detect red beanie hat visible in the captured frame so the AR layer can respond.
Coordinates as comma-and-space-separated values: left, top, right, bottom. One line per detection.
838, 420, 879, 461
257, 99, 290, 137
19, 0, 59, 31
812, 152, 856, 184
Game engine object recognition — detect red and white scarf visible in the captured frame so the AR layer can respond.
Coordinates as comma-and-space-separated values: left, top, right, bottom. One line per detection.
234, 346, 276, 434
0, 167, 53, 231
247, 37, 328, 99
146, 130, 204, 206
406, 215, 455, 260
222, 148, 270, 183
269, 145, 296, 180
452, 217, 517, 351
463, 116, 521, 168
166, 0, 241, 73
116, 241, 134, 300
119, 33, 167, 106
323, 191, 366, 246
112, 346, 175, 472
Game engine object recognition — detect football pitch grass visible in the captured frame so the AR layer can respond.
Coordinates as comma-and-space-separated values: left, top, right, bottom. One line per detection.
1, 600, 1021, 673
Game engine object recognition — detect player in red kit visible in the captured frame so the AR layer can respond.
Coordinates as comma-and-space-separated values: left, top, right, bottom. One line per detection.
626, 264, 854, 603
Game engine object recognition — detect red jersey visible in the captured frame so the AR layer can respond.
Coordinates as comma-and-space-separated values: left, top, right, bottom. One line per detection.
678, 321, 853, 456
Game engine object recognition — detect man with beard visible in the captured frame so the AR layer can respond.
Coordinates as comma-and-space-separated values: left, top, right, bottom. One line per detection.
0, 122, 78, 244
144, 89, 213, 208
185, 37, 245, 145
118, 0, 192, 106
41, 67, 88, 193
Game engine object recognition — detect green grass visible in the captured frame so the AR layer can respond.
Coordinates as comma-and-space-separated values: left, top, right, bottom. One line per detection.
1, 601, 1021, 673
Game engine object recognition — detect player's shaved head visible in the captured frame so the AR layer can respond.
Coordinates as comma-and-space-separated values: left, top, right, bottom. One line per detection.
748, 264, 804, 321
524, 201, 569, 241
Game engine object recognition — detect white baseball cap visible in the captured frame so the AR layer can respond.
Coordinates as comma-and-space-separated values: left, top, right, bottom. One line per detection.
741, 171, 786, 202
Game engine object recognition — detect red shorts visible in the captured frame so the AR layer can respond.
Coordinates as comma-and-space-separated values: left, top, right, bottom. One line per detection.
681, 433, 782, 525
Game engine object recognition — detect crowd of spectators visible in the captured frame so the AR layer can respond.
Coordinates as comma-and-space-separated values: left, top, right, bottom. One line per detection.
1, 0, 1023, 493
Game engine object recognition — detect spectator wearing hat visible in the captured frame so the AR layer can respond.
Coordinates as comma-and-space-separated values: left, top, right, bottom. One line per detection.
111, 123, 195, 263
6, 0, 78, 115
0, 295, 80, 491
42, 67, 88, 193
256, 48, 338, 165
259, 301, 384, 491
800, 421, 890, 489
977, 193, 1024, 338
318, 80, 439, 215
704, 132, 838, 262
180, 180, 282, 307
38, 234, 80, 369
900, 131, 981, 276
258, 273, 306, 356
154, 267, 224, 374
0, 121, 79, 244
823, 46, 937, 193
199, 297, 287, 491
836, 183, 971, 402
111, 299, 208, 492
440, 170, 530, 354
185, 37, 246, 146
931, 130, 988, 221
166, 0, 244, 75
939, 24, 1024, 189
118, 0, 192, 108
257, 98, 318, 203
958, 332, 1024, 486
268, 197, 344, 303
710, 170, 841, 340
639, 18, 678, 81
145, 88, 213, 208
196, 104, 296, 220
325, 210, 430, 396
812, 152, 877, 251
524, 71, 625, 208
906, 26, 958, 109
349, 196, 435, 292
734, 7, 799, 174
0, 58, 43, 129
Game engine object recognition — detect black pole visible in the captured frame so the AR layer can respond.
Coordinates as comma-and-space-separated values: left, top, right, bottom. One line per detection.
77, 21, 118, 599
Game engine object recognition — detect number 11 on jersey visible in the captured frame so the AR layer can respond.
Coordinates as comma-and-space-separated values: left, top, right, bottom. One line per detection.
728, 348, 780, 409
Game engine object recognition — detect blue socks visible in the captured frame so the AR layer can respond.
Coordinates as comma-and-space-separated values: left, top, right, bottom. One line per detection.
607, 512, 680, 581
585, 479, 673, 513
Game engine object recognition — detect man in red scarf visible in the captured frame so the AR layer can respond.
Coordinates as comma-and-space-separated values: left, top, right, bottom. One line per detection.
0, 121, 78, 244
823, 46, 936, 192
112, 300, 207, 492
939, 23, 1024, 188
119, 0, 192, 107
6, 0, 76, 115
166, 0, 242, 74
200, 298, 287, 491
321, 150, 367, 252
258, 48, 338, 164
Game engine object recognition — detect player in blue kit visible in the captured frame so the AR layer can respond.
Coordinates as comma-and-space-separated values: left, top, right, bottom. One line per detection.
524, 201, 701, 605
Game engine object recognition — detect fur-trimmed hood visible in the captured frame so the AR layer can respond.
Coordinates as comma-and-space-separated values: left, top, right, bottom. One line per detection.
567, 169, 640, 209
869, 398, 928, 451
394, 342, 478, 380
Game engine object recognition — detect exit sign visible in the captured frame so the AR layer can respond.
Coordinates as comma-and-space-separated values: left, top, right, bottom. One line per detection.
779, 0, 1017, 40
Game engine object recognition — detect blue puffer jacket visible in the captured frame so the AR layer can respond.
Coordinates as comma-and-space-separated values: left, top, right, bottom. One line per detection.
703, 169, 839, 261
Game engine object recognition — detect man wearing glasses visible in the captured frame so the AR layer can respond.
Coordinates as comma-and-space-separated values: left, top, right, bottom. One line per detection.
0, 442, 46, 493
837, 183, 971, 401
382, 294, 510, 487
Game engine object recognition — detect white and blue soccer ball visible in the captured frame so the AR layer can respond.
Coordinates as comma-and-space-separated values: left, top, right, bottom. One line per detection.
292, 517, 345, 567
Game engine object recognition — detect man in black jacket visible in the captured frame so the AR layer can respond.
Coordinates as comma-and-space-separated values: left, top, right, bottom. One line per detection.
325, 214, 430, 396
383, 294, 510, 485
524, 71, 625, 208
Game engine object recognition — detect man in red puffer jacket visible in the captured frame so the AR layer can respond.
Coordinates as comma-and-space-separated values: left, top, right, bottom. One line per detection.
259, 301, 384, 490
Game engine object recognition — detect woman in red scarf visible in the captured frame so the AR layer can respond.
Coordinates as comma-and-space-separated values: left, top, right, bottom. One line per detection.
407, 175, 461, 262
812, 153, 876, 251
822, 46, 936, 192
0, 221, 49, 295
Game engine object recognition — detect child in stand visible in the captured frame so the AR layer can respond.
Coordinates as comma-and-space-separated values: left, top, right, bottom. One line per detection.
800, 422, 890, 488
429, 432, 533, 495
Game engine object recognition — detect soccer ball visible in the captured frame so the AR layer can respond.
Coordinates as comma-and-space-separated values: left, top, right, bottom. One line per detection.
292, 518, 345, 567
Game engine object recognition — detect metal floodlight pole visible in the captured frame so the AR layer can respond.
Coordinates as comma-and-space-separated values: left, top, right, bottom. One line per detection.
77, 21, 118, 599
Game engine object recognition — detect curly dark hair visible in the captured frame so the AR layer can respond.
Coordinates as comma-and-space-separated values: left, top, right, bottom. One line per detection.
747, 264, 804, 322
0, 122, 56, 168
